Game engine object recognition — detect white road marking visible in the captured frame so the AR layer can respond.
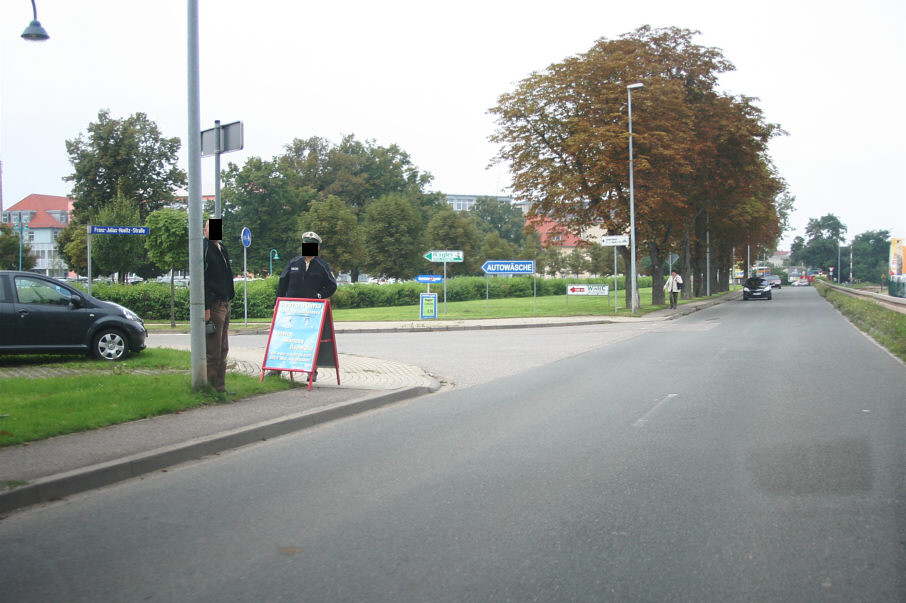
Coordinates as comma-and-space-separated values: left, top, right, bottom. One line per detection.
633, 393, 679, 427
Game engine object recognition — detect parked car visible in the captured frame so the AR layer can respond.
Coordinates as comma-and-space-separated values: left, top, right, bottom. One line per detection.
792, 277, 810, 287
743, 276, 773, 300
763, 274, 782, 289
0, 270, 147, 361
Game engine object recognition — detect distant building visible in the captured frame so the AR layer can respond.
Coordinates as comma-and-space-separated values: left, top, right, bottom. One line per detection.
446, 194, 513, 212
1, 194, 74, 277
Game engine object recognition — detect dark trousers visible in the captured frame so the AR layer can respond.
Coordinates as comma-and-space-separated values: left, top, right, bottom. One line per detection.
669, 291, 679, 308
206, 300, 230, 390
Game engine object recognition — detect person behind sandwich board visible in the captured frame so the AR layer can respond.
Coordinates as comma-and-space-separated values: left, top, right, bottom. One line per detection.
271, 231, 338, 381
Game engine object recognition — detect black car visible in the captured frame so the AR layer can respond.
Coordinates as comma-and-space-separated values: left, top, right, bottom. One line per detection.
742, 276, 772, 301
0, 271, 147, 360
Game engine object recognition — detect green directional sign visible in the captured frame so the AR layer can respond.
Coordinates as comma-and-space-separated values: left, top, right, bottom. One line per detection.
423, 250, 463, 262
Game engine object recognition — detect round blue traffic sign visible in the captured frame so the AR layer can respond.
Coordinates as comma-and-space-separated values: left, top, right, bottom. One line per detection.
240, 227, 252, 248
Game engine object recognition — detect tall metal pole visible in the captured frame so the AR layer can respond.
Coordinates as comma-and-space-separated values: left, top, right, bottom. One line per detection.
627, 83, 643, 314
706, 208, 711, 297
214, 119, 222, 219
849, 244, 853, 282
187, 0, 207, 388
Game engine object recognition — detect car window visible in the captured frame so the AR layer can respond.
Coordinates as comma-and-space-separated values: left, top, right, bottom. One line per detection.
15, 276, 73, 306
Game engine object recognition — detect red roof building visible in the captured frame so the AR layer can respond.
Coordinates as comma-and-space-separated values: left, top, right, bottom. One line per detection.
1, 194, 75, 277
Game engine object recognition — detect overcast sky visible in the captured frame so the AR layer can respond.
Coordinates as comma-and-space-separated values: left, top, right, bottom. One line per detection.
2, 0, 904, 248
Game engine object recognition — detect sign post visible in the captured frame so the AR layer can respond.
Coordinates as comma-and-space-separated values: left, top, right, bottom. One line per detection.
423, 250, 463, 315
201, 120, 244, 219
481, 260, 537, 315
601, 235, 629, 314
240, 227, 252, 326
261, 298, 340, 390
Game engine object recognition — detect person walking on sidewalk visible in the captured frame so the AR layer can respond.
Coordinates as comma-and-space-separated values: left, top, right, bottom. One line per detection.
664, 269, 683, 309
203, 218, 235, 393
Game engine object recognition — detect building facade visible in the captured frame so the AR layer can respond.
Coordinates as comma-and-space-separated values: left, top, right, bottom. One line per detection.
446, 194, 513, 212
1, 194, 74, 277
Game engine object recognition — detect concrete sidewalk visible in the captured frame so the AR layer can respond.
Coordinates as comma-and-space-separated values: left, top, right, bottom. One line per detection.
0, 292, 737, 514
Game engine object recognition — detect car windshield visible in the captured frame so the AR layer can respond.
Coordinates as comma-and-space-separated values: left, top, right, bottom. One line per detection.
745, 277, 766, 288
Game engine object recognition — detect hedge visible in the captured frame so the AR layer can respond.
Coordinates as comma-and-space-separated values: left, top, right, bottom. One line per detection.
84, 275, 651, 320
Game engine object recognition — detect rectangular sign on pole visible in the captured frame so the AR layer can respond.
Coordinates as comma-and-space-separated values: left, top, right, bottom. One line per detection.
415, 275, 444, 284
423, 250, 463, 262
567, 284, 610, 296
89, 226, 149, 235
201, 120, 244, 156
261, 298, 340, 390
601, 235, 630, 247
420, 293, 438, 319
481, 260, 535, 275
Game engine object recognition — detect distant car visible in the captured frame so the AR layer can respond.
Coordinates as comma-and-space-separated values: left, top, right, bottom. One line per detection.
763, 274, 782, 289
792, 278, 810, 287
743, 276, 772, 300
0, 270, 147, 361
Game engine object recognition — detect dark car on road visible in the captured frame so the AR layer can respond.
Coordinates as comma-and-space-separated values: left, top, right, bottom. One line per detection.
763, 274, 782, 289
743, 276, 773, 301
0, 270, 147, 360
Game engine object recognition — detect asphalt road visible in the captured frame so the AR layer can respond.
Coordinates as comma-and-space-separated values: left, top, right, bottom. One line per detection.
1, 287, 904, 601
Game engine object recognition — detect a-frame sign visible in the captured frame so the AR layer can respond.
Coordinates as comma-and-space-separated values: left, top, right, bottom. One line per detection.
260, 298, 340, 391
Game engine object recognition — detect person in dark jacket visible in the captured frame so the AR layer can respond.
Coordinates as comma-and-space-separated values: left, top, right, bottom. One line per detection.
271, 231, 337, 381
203, 219, 235, 393
275, 231, 338, 301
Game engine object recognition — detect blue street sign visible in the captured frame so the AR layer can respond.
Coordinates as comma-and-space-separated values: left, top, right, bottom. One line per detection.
90, 225, 149, 235
241, 227, 252, 248
481, 260, 535, 275
415, 275, 444, 283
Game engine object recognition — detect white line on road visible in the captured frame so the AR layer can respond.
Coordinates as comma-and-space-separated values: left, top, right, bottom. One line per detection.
632, 393, 678, 427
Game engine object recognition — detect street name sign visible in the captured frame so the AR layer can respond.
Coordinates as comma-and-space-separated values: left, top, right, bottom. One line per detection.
481, 260, 535, 275
424, 250, 463, 262
567, 284, 610, 296
201, 120, 244, 157
601, 235, 630, 246
415, 275, 444, 283
90, 225, 149, 235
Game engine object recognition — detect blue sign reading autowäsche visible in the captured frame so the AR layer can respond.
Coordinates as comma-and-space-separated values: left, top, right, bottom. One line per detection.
481, 260, 535, 274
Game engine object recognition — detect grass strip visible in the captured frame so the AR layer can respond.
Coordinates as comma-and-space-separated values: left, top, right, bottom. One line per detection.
817, 283, 906, 362
0, 349, 297, 447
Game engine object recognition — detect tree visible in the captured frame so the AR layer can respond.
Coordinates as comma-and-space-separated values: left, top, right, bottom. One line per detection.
480, 232, 518, 262
91, 193, 146, 282
0, 224, 36, 270
791, 214, 850, 273
65, 110, 185, 222
145, 209, 189, 326
587, 244, 613, 277
57, 222, 88, 275
490, 26, 786, 307
220, 156, 314, 276
542, 247, 565, 277
851, 230, 890, 283
298, 195, 365, 277
469, 197, 525, 245
424, 206, 483, 275
362, 194, 425, 280
565, 247, 589, 277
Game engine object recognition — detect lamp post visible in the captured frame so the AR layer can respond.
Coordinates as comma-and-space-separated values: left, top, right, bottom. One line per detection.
21, 0, 49, 41
627, 82, 644, 314
269, 249, 280, 276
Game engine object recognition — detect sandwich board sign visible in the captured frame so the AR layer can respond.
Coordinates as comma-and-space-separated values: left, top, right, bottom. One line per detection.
420, 293, 438, 319
261, 298, 340, 390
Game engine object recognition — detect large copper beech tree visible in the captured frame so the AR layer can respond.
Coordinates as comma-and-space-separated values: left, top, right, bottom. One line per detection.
490, 26, 790, 306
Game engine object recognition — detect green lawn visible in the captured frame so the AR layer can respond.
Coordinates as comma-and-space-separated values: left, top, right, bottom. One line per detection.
0, 348, 298, 447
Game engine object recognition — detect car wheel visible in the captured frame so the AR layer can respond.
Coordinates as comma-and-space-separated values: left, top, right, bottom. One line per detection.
767, 292, 772, 300
92, 328, 129, 361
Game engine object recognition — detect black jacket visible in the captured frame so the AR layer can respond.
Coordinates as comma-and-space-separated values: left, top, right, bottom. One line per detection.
203, 239, 235, 309
276, 255, 337, 301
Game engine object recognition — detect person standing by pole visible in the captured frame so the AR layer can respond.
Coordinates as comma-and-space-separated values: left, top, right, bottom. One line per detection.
203, 219, 235, 394
664, 269, 683, 310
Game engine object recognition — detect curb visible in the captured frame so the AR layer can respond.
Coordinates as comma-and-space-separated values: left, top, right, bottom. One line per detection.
0, 384, 437, 515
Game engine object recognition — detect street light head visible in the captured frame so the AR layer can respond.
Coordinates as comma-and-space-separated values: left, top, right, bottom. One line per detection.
627, 82, 644, 90
21, 19, 49, 41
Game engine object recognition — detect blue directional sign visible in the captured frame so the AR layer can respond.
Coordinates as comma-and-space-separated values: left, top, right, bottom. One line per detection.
90, 225, 149, 235
415, 275, 444, 284
240, 227, 252, 248
481, 260, 535, 275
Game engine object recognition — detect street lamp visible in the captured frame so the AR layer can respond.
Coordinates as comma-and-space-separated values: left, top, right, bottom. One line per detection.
269, 249, 280, 276
627, 82, 644, 314
21, 0, 49, 41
